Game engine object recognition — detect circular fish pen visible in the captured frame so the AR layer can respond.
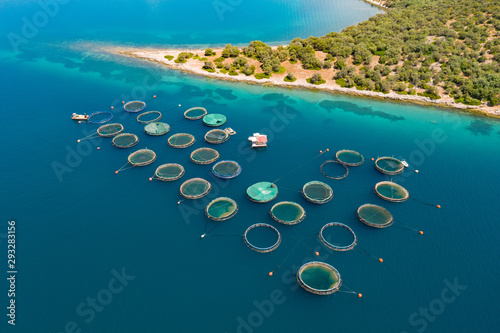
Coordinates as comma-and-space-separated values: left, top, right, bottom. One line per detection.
88, 111, 113, 124
204, 129, 229, 144
336, 149, 364, 166
137, 111, 162, 124
375, 157, 404, 175
243, 223, 281, 253
190, 148, 220, 165
357, 204, 393, 228
144, 122, 170, 136
203, 113, 227, 127
184, 107, 207, 120
297, 262, 342, 295
246, 182, 278, 203
127, 149, 156, 167
320, 160, 349, 180
374, 181, 409, 202
154, 163, 185, 181
319, 223, 357, 251
270, 201, 306, 225
180, 178, 211, 199
97, 123, 124, 137
123, 100, 146, 113
205, 197, 238, 221
302, 181, 333, 204
212, 160, 241, 179
167, 133, 195, 148
112, 133, 139, 148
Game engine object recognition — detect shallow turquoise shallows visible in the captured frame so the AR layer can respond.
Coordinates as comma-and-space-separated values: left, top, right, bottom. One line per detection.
1, 1, 500, 332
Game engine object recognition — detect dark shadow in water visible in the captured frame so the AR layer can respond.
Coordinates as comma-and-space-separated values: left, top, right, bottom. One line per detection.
262, 93, 297, 104
319, 100, 405, 121
465, 120, 493, 136
260, 101, 301, 118
215, 88, 237, 100
199, 98, 228, 109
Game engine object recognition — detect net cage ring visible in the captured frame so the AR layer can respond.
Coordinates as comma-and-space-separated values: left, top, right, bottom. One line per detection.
246, 182, 278, 203
356, 203, 394, 228
167, 133, 196, 149
319, 223, 357, 251
335, 149, 364, 167
204, 129, 230, 144
297, 261, 342, 296
184, 107, 208, 120
243, 223, 281, 253
269, 201, 306, 225
320, 160, 349, 180
374, 181, 409, 202
144, 122, 171, 136
123, 100, 147, 113
127, 148, 156, 167
202, 113, 227, 127
137, 111, 162, 124
97, 123, 124, 137
205, 197, 238, 221
154, 163, 185, 181
190, 147, 220, 165
179, 178, 212, 199
112, 133, 139, 148
374, 157, 405, 175
212, 160, 242, 179
302, 181, 333, 204
88, 111, 113, 124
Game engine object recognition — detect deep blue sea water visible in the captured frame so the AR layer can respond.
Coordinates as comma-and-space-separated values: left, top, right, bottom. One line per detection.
1, 1, 500, 332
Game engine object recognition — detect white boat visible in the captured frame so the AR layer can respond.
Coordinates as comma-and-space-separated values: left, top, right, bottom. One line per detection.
248, 133, 267, 148
402, 160, 409, 168
72, 113, 88, 121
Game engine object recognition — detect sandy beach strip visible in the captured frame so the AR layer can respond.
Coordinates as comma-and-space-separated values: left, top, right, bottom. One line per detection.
103, 46, 500, 119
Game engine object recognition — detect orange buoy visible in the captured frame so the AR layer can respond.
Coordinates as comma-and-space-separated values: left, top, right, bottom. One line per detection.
111, 106, 114, 109
122, 101, 125, 104
97, 147, 100, 150
268, 272, 273, 276
149, 177, 153, 181
326, 148, 329, 152
153, 95, 157, 98
371, 158, 374, 161
419, 231, 424, 235
358, 293, 363, 298
415, 170, 419, 173
77, 140, 81, 143
436, 205, 441, 209
78, 121, 81, 124
378, 258, 383, 263
315, 251, 319, 256
115, 171, 119, 174
320, 150, 323, 154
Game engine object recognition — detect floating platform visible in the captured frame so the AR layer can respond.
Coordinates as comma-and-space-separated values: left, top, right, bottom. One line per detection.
72, 113, 88, 121
248, 133, 267, 148
225, 127, 236, 135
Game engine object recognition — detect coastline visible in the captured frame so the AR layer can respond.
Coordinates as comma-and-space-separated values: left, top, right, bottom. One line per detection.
105, 46, 500, 119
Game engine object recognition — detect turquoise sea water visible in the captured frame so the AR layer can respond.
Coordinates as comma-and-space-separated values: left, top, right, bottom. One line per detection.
1, 1, 500, 332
